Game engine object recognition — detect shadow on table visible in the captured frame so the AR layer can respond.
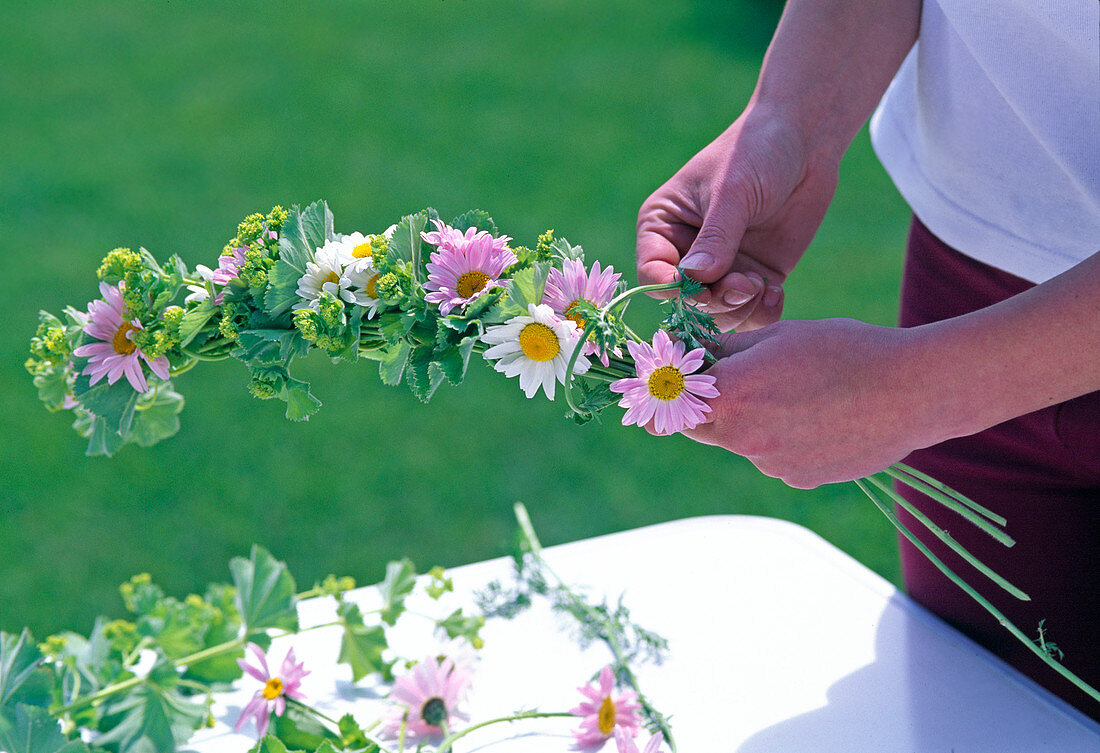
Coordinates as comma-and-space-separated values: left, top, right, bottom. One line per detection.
734, 594, 1092, 753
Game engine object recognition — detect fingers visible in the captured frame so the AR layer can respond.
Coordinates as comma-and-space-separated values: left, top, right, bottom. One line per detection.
677, 198, 748, 284
709, 280, 784, 332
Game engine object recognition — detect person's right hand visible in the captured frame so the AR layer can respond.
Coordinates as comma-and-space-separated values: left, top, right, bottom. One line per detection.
636, 107, 841, 331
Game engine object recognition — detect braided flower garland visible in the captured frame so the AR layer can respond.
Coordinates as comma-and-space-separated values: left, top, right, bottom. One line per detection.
25, 201, 1100, 708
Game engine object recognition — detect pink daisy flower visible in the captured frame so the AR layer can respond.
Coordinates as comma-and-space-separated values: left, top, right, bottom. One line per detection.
234, 642, 309, 738
422, 220, 517, 315
543, 258, 622, 366
380, 655, 472, 742
71, 282, 170, 394
610, 330, 719, 435
615, 728, 668, 753
571, 665, 643, 748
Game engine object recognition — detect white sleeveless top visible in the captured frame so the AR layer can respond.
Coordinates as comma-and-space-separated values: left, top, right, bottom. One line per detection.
870, 0, 1100, 283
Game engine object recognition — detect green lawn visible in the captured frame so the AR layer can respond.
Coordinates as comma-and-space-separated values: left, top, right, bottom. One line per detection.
0, 0, 912, 638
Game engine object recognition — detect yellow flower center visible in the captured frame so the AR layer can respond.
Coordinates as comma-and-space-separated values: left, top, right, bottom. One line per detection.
456, 271, 490, 299
365, 273, 380, 299
597, 696, 617, 735
322, 270, 340, 286
519, 322, 560, 361
648, 365, 685, 400
564, 299, 593, 329
352, 241, 373, 259
112, 322, 138, 356
262, 677, 284, 700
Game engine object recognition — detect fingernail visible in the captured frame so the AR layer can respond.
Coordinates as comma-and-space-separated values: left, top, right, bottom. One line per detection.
723, 289, 753, 306
763, 285, 782, 308
679, 253, 713, 271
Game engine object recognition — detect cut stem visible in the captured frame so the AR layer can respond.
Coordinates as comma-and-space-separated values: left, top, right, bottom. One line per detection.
853, 479, 1100, 704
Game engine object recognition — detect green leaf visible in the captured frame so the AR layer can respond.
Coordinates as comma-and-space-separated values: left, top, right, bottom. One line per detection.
235, 329, 310, 366
280, 201, 334, 272
386, 211, 431, 280
264, 202, 334, 317
31, 364, 69, 412
282, 378, 322, 422
500, 263, 550, 318
431, 337, 478, 386
378, 559, 416, 627
95, 668, 206, 753
376, 342, 410, 386
336, 713, 371, 750
271, 704, 338, 751
1, 631, 43, 709
71, 371, 140, 437
449, 209, 498, 236
127, 387, 184, 449
375, 312, 411, 345
247, 736, 293, 753
406, 345, 444, 403
436, 608, 485, 645
77, 413, 127, 458
549, 237, 584, 263
0, 704, 87, 753
336, 604, 390, 683
230, 546, 298, 633
262, 260, 303, 319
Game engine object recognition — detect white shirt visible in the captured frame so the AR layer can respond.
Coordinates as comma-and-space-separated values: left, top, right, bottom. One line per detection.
870, 0, 1100, 283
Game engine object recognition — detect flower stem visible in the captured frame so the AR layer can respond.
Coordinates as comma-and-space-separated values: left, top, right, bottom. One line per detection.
49, 637, 247, 716
436, 710, 575, 751
865, 474, 1028, 600
513, 503, 678, 751
853, 478, 1100, 705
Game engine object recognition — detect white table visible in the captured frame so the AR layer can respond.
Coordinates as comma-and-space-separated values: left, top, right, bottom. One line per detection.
189, 516, 1100, 752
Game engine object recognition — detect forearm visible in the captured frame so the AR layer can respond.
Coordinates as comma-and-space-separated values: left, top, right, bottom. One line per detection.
908, 252, 1100, 444
748, 0, 921, 163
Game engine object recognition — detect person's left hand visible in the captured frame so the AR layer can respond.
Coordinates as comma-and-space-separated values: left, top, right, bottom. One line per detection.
679, 318, 949, 488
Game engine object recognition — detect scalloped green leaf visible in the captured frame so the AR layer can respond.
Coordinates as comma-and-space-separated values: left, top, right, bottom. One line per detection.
336, 603, 390, 683
449, 209, 498, 236
1, 631, 42, 709
95, 664, 206, 753
230, 546, 298, 633
500, 263, 550, 318
376, 342, 410, 386
283, 378, 321, 422
0, 704, 87, 753
405, 344, 443, 402
378, 559, 417, 627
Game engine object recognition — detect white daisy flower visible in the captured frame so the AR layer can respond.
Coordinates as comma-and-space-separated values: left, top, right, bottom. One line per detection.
481, 303, 590, 400
337, 231, 383, 317
294, 240, 356, 310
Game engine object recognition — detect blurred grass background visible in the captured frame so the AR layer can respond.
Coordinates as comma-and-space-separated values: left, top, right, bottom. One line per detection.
0, 0, 912, 638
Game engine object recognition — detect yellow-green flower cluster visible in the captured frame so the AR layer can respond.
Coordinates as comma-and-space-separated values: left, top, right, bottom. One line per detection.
96, 247, 144, 281
535, 228, 556, 262
223, 206, 288, 293
293, 295, 348, 353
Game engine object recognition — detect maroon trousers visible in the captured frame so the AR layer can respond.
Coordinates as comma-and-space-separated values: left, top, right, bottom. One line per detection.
896, 217, 1100, 721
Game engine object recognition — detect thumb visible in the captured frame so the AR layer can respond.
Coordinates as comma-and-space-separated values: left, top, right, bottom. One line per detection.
678, 201, 748, 283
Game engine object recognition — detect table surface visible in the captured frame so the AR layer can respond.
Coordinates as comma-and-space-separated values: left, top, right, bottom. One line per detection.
188, 515, 1100, 752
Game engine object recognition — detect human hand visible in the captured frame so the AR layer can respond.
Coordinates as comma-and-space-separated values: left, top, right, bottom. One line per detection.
681, 318, 946, 488
637, 108, 839, 332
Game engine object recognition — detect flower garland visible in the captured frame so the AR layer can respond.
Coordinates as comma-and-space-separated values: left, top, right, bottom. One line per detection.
25, 201, 1100, 713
